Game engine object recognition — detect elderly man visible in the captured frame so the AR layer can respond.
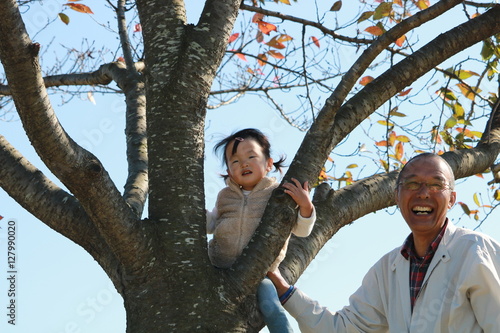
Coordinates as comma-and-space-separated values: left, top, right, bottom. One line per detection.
269, 153, 500, 332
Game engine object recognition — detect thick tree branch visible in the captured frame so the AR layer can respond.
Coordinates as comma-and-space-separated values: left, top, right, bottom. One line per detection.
0, 0, 147, 270
0, 134, 126, 289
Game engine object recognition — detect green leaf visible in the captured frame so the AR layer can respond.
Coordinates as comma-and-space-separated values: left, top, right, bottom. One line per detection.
455, 69, 479, 80
444, 116, 457, 129
458, 202, 471, 215
58, 12, 70, 25
481, 40, 494, 60
373, 2, 393, 20
358, 11, 374, 23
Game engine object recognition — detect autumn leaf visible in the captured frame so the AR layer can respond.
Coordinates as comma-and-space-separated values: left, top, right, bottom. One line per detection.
228, 33, 239, 44
395, 142, 404, 161
396, 135, 410, 142
457, 83, 481, 101
394, 0, 403, 6
346, 164, 358, 169
64, 3, 94, 14
279, 0, 291, 4
236, 53, 247, 61
0, 215, 3, 220
58, 13, 70, 25
258, 21, 277, 35
311, 36, 320, 48
268, 50, 285, 59
473, 193, 481, 207
377, 120, 394, 127
416, 0, 430, 10
365, 25, 384, 36
330, 1, 342, 11
277, 34, 293, 43
388, 131, 396, 146
380, 159, 389, 172
117, 57, 125, 62
359, 76, 374, 86
252, 13, 264, 23
266, 37, 286, 49
256, 31, 264, 43
458, 202, 471, 215
494, 189, 500, 201
395, 35, 406, 47
134, 23, 142, 33
375, 140, 388, 147
398, 88, 412, 96
257, 53, 268, 66
455, 69, 479, 80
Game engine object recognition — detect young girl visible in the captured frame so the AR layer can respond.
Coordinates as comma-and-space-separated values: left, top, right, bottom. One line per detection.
206, 128, 316, 333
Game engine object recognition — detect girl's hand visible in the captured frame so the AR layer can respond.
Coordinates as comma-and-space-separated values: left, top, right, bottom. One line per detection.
282, 178, 314, 218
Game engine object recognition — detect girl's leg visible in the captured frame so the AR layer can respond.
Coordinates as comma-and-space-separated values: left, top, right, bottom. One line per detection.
257, 278, 294, 333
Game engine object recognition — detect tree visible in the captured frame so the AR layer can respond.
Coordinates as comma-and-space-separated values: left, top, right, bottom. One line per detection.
1, 0, 500, 332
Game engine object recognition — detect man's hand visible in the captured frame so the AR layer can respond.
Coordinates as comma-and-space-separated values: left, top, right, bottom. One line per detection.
267, 269, 291, 297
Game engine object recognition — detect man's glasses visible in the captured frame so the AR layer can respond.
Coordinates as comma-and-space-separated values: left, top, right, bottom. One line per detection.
398, 181, 451, 192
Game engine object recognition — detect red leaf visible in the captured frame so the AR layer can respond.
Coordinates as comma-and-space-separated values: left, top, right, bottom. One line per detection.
359, 76, 374, 86
365, 25, 384, 36
0, 215, 3, 220
228, 33, 239, 44
258, 21, 277, 35
395, 35, 406, 47
236, 53, 247, 61
398, 88, 412, 96
64, 3, 94, 14
134, 24, 142, 32
311, 36, 320, 48
117, 57, 125, 62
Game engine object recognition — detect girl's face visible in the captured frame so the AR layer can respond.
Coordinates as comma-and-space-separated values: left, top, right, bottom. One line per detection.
225, 138, 274, 191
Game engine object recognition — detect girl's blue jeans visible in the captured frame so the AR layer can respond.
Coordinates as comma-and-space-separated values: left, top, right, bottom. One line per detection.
257, 278, 294, 333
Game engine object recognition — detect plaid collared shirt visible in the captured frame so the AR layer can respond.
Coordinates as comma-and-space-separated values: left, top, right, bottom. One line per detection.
400, 220, 448, 311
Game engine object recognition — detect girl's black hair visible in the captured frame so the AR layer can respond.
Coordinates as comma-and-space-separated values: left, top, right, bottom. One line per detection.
214, 128, 286, 174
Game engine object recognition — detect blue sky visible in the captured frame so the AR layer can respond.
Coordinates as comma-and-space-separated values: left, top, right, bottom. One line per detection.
1, 1, 500, 333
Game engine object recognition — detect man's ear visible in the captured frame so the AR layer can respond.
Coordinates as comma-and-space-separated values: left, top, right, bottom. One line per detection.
448, 191, 457, 208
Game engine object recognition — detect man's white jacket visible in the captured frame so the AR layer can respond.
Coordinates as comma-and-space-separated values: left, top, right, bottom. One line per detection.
285, 222, 500, 332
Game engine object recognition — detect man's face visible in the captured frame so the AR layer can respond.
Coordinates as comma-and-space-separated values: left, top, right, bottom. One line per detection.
396, 156, 457, 238
225, 138, 273, 191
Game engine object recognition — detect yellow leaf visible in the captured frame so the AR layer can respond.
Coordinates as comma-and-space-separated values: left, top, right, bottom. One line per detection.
456, 83, 481, 101
377, 120, 394, 127
473, 193, 481, 207
396, 135, 410, 142
279, 0, 291, 4
266, 37, 286, 49
494, 189, 500, 201
346, 164, 358, 169
277, 34, 293, 43
395, 35, 406, 47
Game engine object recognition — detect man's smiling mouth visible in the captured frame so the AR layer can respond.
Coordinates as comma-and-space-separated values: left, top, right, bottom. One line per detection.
412, 206, 433, 215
